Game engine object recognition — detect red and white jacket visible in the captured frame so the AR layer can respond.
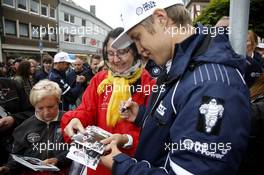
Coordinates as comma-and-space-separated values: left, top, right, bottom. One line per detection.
61, 69, 155, 175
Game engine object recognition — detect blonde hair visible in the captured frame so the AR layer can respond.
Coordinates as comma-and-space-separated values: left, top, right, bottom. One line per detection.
30, 79, 62, 106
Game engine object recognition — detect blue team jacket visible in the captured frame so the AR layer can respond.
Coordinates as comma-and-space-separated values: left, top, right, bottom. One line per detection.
112, 27, 251, 175
48, 68, 82, 111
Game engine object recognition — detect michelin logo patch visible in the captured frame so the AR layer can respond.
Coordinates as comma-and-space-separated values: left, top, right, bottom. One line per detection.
196, 96, 224, 135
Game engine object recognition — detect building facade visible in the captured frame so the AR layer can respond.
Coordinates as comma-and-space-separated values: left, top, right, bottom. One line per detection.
184, 0, 210, 20
58, 0, 112, 55
1, 0, 59, 62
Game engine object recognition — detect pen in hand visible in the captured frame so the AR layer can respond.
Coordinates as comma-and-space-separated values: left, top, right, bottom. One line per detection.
120, 97, 132, 113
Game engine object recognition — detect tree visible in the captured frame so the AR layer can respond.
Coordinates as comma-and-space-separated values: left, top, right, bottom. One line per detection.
194, 0, 264, 38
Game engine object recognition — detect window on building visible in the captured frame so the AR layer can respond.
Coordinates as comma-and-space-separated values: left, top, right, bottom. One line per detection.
17, 0, 28, 11
41, 4, 48, 16
64, 13, 74, 23
70, 35, 75, 42
70, 15, 74, 23
82, 19, 86, 26
50, 7, 55, 18
64, 34, 75, 43
64, 34, 69, 42
3, 0, 14, 7
64, 13, 69, 22
5, 19, 16, 36
82, 37, 86, 44
31, 25, 40, 38
41, 27, 48, 40
30, 0, 39, 13
51, 33, 57, 42
19, 23, 29, 37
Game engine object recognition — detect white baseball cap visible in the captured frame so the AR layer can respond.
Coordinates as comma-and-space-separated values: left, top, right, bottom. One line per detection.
54, 52, 75, 63
112, 0, 184, 49
257, 43, 264, 49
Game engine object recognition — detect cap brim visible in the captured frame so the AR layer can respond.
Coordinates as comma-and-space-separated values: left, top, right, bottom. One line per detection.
65, 59, 75, 63
257, 43, 264, 49
111, 30, 134, 49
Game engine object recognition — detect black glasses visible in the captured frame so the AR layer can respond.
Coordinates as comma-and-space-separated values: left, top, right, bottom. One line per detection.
107, 48, 130, 60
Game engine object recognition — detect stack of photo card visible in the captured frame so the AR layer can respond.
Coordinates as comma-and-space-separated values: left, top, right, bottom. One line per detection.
11, 154, 60, 172
66, 126, 112, 170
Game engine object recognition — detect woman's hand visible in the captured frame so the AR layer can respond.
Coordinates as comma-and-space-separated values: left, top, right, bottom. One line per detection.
64, 118, 85, 138
42, 158, 58, 165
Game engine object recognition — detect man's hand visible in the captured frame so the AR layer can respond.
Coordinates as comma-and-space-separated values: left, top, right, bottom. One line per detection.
120, 99, 139, 122
0, 116, 15, 131
64, 118, 85, 138
42, 158, 58, 165
76, 75, 86, 83
101, 134, 129, 147
101, 141, 122, 170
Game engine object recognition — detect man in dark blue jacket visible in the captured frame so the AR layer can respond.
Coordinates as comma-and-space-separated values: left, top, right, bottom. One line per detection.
66, 57, 91, 107
99, 1, 251, 175
49, 52, 83, 111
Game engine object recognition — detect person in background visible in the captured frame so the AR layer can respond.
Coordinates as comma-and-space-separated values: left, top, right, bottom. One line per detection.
34, 55, 53, 83
245, 30, 263, 87
0, 78, 34, 167
48, 52, 83, 111
13, 60, 33, 96
0, 79, 71, 175
66, 56, 91, 107
8, 57, 22, 78
62, 27, 155, 175
97, 60, 108, 72
99, 1, 250, 175
256, 43, 264, 59
215, 16, 230, 28
0, 63, 8, 77
90, 55, 102, 78
28, 59, 38, 84
238, 73, 264, 174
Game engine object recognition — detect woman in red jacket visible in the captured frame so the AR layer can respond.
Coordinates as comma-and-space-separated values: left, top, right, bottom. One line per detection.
61, 27, 155, 175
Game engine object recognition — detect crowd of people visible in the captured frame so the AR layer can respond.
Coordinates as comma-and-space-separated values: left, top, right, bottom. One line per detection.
0, 0, 264, 175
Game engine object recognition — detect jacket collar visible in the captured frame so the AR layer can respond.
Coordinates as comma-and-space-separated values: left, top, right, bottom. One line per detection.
166, 26, 207, 83
35, 111, 63, 124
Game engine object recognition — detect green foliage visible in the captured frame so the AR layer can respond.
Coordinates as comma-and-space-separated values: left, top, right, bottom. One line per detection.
194, 0, 264, 38
194, 0, 230, 26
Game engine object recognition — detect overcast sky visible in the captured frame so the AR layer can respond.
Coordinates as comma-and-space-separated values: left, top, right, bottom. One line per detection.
72, 0, 123, 28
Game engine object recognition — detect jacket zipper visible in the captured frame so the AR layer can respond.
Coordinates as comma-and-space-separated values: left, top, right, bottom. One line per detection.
46, 124, 49, 159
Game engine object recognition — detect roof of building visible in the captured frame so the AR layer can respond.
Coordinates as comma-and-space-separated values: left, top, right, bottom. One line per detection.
59, 0, 112, 29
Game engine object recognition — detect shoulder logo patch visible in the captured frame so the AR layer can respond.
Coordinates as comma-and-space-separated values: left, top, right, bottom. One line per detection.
197, 96, 224, 135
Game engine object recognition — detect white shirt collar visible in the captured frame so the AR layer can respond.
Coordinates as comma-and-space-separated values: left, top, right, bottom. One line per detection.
166, 59, 172, 73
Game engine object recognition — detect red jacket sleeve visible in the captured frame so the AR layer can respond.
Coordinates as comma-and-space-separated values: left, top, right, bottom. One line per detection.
61, 74, 101, 142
